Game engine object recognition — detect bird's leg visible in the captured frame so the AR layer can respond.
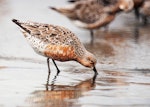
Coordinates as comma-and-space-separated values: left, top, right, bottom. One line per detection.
133, 25, 139, 43
47, 58, 51, 73
52, 59, 60, 75
51, 72, 59, 91
90, 30, 94, 45
140, 14, 148, 26
46, 70, 51, 91
142, 16, 148, 25
46, 58, 51, 91
134, 8, 140, 20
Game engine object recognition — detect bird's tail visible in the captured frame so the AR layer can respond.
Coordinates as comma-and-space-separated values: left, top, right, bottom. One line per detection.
12, 19, 22, 28
12, 19, 31, 34
68, 0, 77, 3
49, 5, 75, 14
49, 7, 58, 11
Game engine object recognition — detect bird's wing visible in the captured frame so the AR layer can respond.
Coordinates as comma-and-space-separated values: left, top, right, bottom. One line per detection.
73, 13, 115, 29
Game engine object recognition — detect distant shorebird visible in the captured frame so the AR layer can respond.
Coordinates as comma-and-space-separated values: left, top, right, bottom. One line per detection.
50, 0, 134, 44
50, 0, 116, 44
139, 0, 150, 25
133, 0, 145, 19
12, 19, 98, 75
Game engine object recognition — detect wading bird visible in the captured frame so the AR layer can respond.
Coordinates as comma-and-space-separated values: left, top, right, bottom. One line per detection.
12, 19, 98, 76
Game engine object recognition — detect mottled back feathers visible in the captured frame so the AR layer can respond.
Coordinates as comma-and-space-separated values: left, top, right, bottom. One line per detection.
12, 19, 86, 60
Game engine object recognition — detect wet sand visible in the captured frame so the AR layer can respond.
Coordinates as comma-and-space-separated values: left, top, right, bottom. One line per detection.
0, 0, 150, 107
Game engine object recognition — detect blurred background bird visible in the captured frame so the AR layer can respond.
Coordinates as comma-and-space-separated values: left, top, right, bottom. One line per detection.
139, 0, 150, 25
50, 0, 134, 44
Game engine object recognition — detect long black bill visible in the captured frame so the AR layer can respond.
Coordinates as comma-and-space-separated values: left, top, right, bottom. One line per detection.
93, 66, 98, 75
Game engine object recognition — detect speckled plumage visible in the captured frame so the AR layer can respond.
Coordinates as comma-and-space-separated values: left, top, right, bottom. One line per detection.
12, 19, 98, 73
21, 22, 85, 59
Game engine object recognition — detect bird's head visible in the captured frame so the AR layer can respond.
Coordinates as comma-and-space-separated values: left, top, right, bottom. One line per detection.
77, 51, 97, 74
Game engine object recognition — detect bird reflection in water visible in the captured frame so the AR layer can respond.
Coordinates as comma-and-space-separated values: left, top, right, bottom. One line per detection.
133, 24, 140, 43
46, 72, 98, 91
27, 73, 97, 107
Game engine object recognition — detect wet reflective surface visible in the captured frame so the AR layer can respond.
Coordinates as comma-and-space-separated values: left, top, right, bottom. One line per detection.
0, 0, 150, 107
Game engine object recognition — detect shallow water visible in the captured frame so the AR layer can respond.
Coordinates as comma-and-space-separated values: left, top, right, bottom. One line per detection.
0, 0, 150, 107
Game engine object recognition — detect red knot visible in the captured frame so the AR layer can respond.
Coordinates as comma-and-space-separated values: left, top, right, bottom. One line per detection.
49, 0, 134, 44
12, 19, 98, 75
